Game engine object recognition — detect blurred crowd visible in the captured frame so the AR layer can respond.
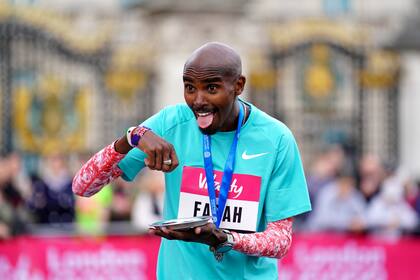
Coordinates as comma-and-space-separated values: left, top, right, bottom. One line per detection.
297, 145, 420, 238
0, 152, 164, 239
1, 145, 420, 240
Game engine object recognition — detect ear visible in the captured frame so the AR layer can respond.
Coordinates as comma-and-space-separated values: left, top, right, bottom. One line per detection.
234, 75, 246, 96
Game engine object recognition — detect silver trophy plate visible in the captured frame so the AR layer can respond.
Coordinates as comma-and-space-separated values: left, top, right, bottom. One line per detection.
149, 216, 212, 230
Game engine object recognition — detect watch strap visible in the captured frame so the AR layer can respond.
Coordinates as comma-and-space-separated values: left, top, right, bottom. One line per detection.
212, 229, 235, 257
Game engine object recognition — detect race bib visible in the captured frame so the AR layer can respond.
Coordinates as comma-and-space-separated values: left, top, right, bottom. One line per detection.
178, 166, 261, 232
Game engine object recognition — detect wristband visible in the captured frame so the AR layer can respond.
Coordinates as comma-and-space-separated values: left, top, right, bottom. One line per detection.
126, 126, 151, 148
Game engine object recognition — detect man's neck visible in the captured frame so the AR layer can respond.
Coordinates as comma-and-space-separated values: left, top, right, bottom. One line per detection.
220, 100, 249, 132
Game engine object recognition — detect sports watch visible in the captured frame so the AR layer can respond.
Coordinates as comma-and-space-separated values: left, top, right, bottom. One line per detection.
215, 229, 235, 254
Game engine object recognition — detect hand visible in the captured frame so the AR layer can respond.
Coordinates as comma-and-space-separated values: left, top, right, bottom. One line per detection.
0, 223, 10, 240
149, 222, 227, 247
349, 218, 365, 233
138, 131, 179, 172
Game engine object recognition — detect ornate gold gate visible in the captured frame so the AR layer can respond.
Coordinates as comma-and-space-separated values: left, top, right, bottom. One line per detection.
249, 20, 400, 167
0, 4, 154, 163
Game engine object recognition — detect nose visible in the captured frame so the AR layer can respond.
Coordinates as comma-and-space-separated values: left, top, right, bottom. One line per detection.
193, 90, 208, 108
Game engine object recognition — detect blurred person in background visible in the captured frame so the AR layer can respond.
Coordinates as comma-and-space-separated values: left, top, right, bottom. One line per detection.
357, 154, 385, 205
73, 42, 311, 279
306, 145, 345, 206
294, 145, 345, 230
307, 168, 367, 234
366, 165, 418, 237
0, 153, 31, 238
75, 185, 112, 235
413, 180, 420, 235
28, 153, 75, 224
72, 153, 113, 235
109, 178, 133, 222
404, 179, 419, 209
132, 169, 164, 232
0, 191, 13, 239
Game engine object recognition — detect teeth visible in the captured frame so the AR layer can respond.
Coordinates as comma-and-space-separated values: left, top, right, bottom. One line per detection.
197, 112, 211, 117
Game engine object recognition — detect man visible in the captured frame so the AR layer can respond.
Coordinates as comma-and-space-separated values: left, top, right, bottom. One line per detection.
73, 42, 311, 279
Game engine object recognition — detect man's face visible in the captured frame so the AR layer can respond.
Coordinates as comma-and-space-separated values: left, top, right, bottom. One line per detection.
183, 68, 242, 135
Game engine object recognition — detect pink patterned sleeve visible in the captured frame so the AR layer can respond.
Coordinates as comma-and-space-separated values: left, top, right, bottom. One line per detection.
72, 142, 126, 197
231, 218, 293, 259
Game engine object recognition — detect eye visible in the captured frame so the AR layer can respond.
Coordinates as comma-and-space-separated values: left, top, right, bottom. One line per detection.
184, 84, 195, 93
207, 84, 218, 93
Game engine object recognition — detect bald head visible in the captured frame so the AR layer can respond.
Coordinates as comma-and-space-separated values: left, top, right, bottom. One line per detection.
184, 42, 242, 78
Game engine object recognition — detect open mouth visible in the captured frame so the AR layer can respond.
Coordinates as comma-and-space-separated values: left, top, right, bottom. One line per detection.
195, 111, 215, 129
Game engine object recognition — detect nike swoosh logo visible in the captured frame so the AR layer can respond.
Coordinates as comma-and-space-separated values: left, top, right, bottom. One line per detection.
241, 151, 269, 160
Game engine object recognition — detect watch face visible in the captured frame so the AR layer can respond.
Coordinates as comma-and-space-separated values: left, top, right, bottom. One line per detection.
216, 244, 233, 254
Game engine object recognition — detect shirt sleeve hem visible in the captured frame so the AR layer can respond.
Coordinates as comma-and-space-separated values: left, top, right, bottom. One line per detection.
120, 172, 134, 182
266, 205, 312, 222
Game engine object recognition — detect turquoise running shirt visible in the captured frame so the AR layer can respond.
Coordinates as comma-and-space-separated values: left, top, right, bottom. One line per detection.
118, 101, 311, 279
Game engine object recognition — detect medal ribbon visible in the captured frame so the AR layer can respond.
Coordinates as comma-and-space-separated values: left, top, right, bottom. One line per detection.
202, 103, 244, 228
